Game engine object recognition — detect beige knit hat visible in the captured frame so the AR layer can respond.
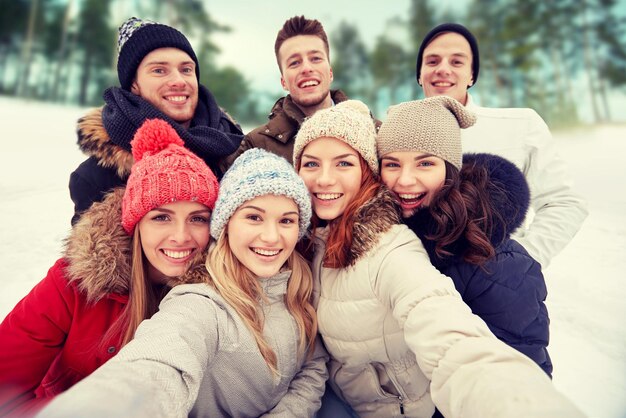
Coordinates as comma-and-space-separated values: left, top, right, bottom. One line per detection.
293, 100, 379, 174
376, 96, 476, 169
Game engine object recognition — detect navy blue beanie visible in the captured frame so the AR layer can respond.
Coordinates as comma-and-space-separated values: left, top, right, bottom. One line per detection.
416, 23, 479, 88
117, 17, 200, 91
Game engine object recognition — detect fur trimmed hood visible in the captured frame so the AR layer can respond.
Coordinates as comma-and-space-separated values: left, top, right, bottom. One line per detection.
318, 185, 400, 266
63, 188, 132, 302
462, 152, 530, 241
63, 188, 209, 302
77, 108, 134, 178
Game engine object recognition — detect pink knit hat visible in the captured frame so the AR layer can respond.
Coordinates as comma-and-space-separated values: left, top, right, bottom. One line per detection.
121, 119, 219, 234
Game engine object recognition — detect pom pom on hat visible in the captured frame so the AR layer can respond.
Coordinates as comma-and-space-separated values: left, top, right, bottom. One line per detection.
122, 119, 219, 234
130, 118, 184, 161
210, 149, 312, 240
293, 100, 379, 174
376, 96, 477, 169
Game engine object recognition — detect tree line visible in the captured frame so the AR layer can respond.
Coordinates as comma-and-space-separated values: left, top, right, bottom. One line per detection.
1, 0, 625, 127
332, 0, 626, 126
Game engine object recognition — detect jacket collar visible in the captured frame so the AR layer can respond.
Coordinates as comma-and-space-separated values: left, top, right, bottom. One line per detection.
262, 90, 349, 144
76, 107, 135, 178
63, 188, 132, 302
316, 186, 401, 266
260, 270, 291, 302
64, 188, 211, 302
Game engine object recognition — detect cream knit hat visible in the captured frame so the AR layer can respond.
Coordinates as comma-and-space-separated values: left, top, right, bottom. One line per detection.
293, 100, 379, 174
376, 96, 476, 169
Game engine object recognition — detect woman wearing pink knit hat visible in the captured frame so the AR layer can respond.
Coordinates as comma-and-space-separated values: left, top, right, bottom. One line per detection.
0, 119, 218, 417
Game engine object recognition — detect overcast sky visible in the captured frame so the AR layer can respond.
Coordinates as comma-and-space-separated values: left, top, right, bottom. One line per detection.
206, 0, 438, 93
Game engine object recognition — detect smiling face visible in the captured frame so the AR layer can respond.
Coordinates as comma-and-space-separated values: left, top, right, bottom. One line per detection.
418, 32, 474, 105
298, 137, 362, 221
380, 151, 447, 218
131, 47, 198, 128
227, 195, 299, 278
138, 201, 211, 284
278, 35, 333, 116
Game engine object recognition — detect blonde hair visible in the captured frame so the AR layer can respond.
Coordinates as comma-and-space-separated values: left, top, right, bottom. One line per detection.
206, 231, 317, 375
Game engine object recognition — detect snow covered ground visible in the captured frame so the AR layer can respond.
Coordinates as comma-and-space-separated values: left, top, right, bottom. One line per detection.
0, 96, 624, 417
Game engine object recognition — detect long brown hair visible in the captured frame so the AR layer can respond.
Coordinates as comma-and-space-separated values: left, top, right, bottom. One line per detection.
100, 228, 169, 349
426, 161, 496, 265
206, 230, 317, 375
312, 155, 381, 269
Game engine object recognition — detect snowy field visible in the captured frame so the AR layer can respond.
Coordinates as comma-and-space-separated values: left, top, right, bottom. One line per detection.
0, 96, 625, 418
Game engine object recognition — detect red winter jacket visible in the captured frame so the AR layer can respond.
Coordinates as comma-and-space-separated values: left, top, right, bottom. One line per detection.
0, 189, 132, 417
0, 260, 127, 417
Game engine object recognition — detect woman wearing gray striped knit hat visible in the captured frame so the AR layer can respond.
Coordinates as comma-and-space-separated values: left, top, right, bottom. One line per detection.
377, 96, 553, 383
40, 148, 327, 418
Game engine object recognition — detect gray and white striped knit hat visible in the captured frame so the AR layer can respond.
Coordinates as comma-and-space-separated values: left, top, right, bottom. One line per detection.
376, 96, 476, 169
210, 148, 312, 240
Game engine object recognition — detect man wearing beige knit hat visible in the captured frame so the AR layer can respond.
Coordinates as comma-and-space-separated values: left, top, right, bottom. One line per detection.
415, 22, 587, 269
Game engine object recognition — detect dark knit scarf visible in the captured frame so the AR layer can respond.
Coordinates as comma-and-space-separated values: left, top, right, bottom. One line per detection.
102, 85, 243, 176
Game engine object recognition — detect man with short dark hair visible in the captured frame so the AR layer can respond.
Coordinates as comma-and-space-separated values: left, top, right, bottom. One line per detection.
70, 17, 243, 225
223, 15, 361, 167
416, 23, 588, 268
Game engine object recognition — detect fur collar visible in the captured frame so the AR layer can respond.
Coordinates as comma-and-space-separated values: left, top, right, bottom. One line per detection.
63, 188, 132, 302
76, 108, 134, 178
63, 188, 209, 302
345, 186, 401, 265
462, 153, 530, 240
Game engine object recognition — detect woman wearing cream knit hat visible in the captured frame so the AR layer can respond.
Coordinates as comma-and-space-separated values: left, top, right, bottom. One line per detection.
294, 99, 582, 418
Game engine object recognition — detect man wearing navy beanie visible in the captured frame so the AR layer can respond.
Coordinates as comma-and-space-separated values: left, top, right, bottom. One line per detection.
415, 22, 588, 269
68, 17, 243, 226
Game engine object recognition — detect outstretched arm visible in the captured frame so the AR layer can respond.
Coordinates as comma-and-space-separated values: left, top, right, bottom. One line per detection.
375, 235, 583, 417
38, 285, 220, 418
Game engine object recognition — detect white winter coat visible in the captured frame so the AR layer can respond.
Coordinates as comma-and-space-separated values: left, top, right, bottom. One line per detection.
311, 187, 584, 418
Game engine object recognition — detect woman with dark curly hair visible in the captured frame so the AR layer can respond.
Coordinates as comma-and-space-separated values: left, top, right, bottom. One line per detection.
377, 96, 552, 377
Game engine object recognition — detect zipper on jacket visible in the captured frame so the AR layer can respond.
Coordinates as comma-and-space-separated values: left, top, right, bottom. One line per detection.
398, 395, 405, 415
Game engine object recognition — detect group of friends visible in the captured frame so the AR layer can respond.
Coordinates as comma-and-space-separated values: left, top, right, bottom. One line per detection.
0, 14, 588, 418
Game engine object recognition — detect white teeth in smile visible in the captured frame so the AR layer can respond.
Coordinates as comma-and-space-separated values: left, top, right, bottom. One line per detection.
316, 193, 341, 201
163, 249, 192, 259
166, 96, 187, 102
399, 193, 422, 199
253, 248, 280, 256
300, 80, 319, 88
433, 82, 452, 87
